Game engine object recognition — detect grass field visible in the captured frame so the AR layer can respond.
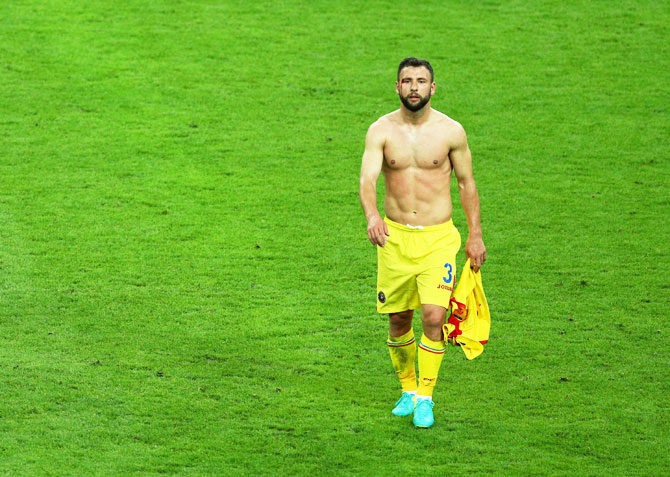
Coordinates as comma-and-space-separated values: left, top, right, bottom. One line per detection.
1, 0, 668, 475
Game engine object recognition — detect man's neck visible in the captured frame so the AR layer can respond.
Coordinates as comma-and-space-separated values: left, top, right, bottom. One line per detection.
400, 103, 432, 125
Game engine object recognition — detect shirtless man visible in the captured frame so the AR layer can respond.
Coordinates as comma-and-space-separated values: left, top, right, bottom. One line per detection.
359, 57, 486, 428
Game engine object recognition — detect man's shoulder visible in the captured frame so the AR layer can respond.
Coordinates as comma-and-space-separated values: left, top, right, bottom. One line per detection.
370, 110, 400, 128
367, 111, 399, 137
431, 110, 468, 146
431, 109, 465, 132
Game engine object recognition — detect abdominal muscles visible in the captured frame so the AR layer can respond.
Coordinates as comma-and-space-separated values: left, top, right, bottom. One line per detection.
383, 166, 453, 226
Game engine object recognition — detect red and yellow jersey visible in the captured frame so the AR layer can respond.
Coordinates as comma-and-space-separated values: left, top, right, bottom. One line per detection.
443, 258, 491, 360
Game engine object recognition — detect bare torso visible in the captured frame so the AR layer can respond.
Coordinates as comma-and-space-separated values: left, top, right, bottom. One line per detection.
360, 61, 485, 270
379, 108, 463, 226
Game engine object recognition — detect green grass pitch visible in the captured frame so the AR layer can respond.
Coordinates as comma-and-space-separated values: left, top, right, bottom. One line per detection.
1, 0, 668, 474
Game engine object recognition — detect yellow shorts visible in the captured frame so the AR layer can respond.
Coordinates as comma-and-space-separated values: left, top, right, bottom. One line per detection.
377, 217, 461, 313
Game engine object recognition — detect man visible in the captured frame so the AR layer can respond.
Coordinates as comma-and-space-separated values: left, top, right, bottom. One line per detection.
359, 57, 486, 428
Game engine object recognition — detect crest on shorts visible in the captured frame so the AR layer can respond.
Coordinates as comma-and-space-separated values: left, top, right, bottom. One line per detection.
378, 291, 386, 304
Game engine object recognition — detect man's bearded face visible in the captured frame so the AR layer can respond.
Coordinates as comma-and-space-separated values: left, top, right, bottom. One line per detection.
400, 90, 431, 111
397, 66, 433, 112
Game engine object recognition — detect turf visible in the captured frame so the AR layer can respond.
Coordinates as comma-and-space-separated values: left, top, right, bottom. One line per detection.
0, 0, 668, 475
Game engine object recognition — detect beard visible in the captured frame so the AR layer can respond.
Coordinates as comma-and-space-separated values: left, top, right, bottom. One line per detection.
400, 92, 431, 112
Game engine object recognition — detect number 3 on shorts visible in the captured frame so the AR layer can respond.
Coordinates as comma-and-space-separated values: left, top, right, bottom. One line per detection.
443, 263, 453, 284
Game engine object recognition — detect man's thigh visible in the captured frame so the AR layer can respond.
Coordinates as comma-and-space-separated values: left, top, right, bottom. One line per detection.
416, 256, 456, 310
377, 236, 421, 313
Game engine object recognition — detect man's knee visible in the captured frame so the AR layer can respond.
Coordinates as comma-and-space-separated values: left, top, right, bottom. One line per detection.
389, 310, 413, 336
421, 306, 447, 328
390, 310, 413, 323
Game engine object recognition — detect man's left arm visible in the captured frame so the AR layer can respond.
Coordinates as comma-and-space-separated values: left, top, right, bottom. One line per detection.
450, 124, 487, 271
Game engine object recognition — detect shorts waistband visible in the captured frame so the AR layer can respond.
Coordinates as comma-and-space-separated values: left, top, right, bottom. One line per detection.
384, 216, 455, 232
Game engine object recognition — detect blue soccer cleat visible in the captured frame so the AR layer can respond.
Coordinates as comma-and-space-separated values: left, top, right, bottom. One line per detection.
413, 398, 435, 428
391, 392, 416, 416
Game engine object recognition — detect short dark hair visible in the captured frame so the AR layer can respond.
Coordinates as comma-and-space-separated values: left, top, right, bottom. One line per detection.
397, 57, 434, 83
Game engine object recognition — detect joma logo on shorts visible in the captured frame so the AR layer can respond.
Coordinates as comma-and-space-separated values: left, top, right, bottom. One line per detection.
436, 284, 452, 291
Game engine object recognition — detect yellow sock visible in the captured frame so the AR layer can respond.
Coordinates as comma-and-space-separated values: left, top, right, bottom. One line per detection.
387, 329, 417, 393
417, 334, 446, 398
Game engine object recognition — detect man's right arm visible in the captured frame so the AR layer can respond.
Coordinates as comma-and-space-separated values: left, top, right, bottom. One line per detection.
359, 122, 389, 247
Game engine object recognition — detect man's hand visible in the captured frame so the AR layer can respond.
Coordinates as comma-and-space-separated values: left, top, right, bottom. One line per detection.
367, 215, 390, 247
465, 236, 486, 272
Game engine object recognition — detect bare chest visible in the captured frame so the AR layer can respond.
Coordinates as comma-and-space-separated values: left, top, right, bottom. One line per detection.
383, 127, 451, 170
